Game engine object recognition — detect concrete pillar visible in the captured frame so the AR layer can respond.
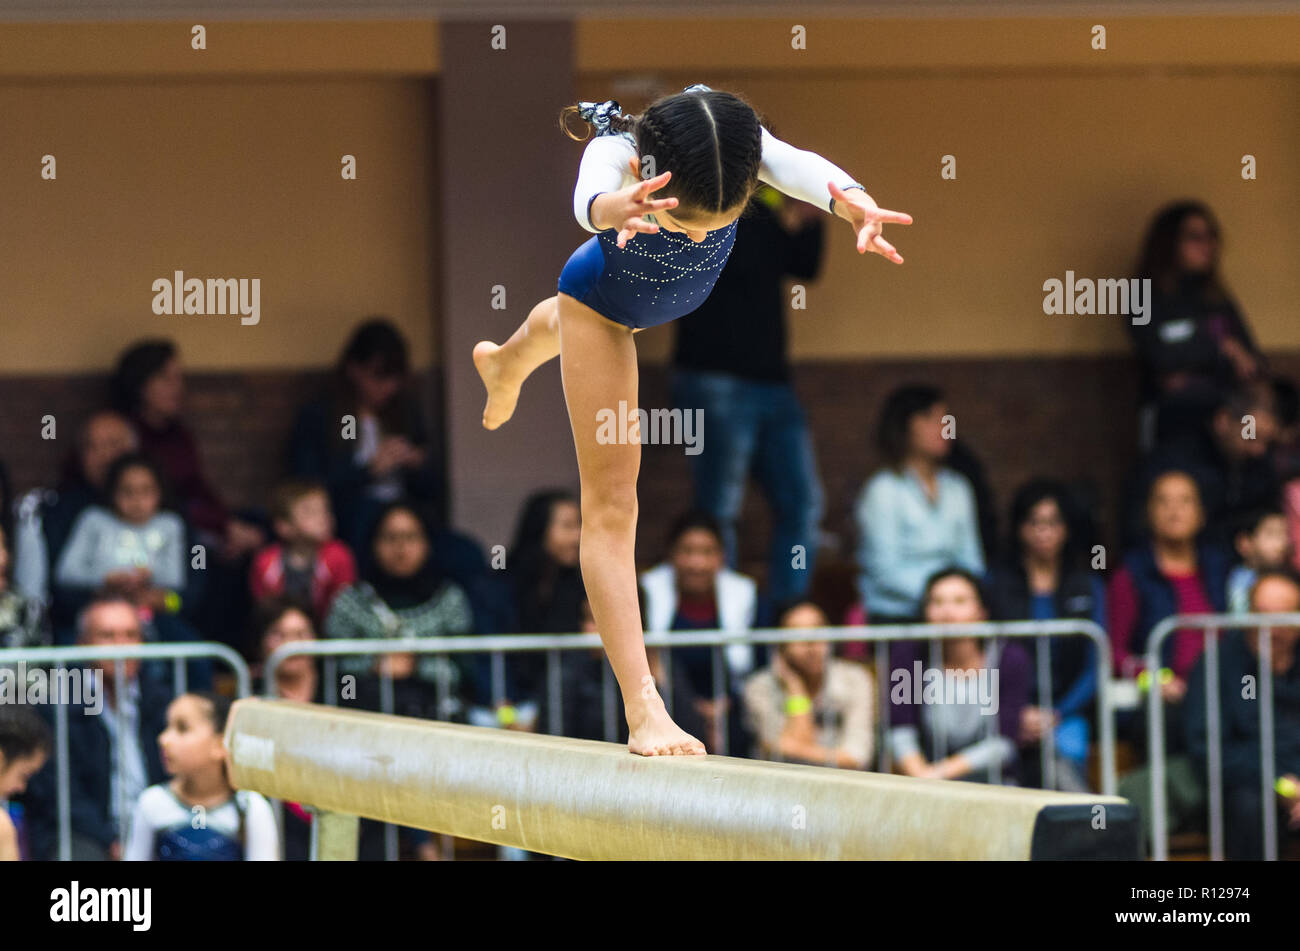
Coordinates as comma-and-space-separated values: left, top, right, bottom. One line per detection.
438, 20, 580, 553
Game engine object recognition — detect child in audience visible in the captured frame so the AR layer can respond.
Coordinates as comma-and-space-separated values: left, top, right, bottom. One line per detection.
0, 523, 45, 650
0, 706, 52, 861
250, 597, 319, 860
55, 453, 187, 614
1227, 507, 1293, 614
124, 691, 279, 861
250, 479, 356, 623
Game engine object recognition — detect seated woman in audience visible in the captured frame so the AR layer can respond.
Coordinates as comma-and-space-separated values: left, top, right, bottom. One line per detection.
743, 600, 874, 769
290, 319, 441, 555
11, 409, 136, 614
324, 502, 473, 720
487, 490, 584, 725
989, 480, 1105, 791
1109, 469, 1229, 721
110, 340, 265, 650
856, 384, 985, 626
0, 706, 52, 862
124, 692, 279, 861
110, 340, 263, 555
887, 568, 1030, 784
640, 510, 761, 755
1111, 470, 1230, 844
54, 454, 189, 631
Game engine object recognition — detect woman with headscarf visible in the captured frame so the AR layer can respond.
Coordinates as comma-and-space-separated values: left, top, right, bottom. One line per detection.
323, 501, 474, 716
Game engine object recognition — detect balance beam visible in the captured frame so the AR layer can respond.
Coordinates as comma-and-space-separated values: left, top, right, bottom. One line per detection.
225, 699, 1138, 860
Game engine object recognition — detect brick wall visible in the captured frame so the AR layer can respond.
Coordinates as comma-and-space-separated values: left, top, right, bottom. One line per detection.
4, 354, 1296, 593
638, 353, 1300, 587
0, 368, 444, 519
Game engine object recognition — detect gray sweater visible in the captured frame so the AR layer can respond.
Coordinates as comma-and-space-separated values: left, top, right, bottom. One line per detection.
55, 507, 187, 592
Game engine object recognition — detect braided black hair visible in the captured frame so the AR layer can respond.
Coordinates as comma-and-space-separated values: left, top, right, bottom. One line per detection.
560, 87, 764, 225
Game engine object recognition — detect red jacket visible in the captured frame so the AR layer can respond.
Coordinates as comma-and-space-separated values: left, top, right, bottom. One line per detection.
249, 539, 356, 621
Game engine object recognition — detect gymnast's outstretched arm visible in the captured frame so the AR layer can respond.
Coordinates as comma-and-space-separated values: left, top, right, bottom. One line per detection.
757, 126, 865, 213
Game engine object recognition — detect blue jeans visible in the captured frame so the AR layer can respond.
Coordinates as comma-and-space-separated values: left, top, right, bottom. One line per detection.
669, 369, 824, 605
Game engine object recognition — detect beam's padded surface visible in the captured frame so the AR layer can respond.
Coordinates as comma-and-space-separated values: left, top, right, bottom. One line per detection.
226, 699, 1134, 861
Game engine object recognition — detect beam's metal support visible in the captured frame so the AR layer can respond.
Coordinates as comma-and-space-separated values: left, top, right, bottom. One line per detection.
308, 809, 359, 861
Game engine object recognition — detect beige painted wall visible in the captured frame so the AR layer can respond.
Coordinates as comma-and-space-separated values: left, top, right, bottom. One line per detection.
1, 14, 1295, 373
627, 68, 1300, 363
0, 76, 437, 373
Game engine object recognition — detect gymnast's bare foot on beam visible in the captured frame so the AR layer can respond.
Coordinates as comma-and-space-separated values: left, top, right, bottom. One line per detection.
625, 689, 706, 756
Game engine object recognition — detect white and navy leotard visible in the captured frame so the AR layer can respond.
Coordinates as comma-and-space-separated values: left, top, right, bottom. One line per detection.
123, 784, 280, 861
557, 84, 864, 330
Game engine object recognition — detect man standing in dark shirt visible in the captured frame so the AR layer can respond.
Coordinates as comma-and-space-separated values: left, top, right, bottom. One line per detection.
670, 184, 826, 605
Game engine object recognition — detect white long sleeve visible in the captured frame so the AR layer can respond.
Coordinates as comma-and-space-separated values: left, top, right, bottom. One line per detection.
571, 125, 861, 233
757, 125, 861, 212
572, 132, 638, 232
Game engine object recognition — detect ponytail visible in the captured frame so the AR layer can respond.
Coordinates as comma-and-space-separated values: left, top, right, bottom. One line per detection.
558, 101, 638, 141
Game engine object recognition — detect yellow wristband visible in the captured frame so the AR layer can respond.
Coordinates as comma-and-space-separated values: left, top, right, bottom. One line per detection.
1137, 667, 1174, 691
785, 695, 812, 716
164, 591, 181, 614
496, 704, 517, 726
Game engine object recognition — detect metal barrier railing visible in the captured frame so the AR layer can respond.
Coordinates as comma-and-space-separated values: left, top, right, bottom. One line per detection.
0, 642, 251, 861
265, 621, 1113, 860
1146, 611, 1300, 862
266, 619, 1117, 793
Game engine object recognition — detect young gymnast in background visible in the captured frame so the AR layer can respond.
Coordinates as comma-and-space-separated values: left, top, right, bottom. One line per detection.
473, 83, 910, 756
125, 692, 279, 860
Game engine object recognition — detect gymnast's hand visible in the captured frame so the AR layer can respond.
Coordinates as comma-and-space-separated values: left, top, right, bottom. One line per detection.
828, 181, 913, 263
591, 161, 682, 249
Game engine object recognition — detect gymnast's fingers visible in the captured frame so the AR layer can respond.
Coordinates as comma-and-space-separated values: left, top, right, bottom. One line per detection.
616, 220, 658, 247
871, 232, 904, 263
870, 207, 914, 226
636, 170, 673, 196
624, 216, 660, 235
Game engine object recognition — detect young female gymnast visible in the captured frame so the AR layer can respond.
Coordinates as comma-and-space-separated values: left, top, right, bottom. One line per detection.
473, 83, 911, 756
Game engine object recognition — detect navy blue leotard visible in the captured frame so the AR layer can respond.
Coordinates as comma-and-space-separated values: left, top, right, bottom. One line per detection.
557, 217, 740, 330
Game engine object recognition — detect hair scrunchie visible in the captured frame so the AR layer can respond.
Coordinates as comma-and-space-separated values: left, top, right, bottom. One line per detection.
576, 98, 624, 136
578, 83, 712, 137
